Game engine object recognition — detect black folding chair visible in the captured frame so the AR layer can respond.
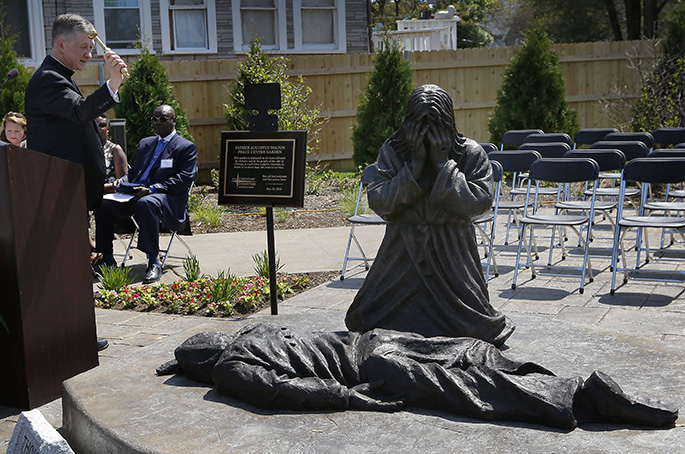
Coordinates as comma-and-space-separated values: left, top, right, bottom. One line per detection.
558, 149, 626, 243
518, 141, 572, 158
573, 128, 618, 149
651, 127, 685, 148
523, 133, 572, 146
499, 129, 544, 150
474, 160, 503, 282
478, 142, 498, 154
488, 150, 542, 246
644, 149, 685, 249
590, 140, 648, 204
610, 157, 685, 294
515, 142, 572, 201
121, 182, 196, 271
603, 132, 654, 151
512, 158, 600, 293
340, 164, 386, 280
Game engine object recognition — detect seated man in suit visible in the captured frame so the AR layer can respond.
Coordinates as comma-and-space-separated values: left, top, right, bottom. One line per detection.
95, 104, 197, 283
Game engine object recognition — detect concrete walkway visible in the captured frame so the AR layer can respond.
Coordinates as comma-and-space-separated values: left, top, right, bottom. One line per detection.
2, 223, 684, 453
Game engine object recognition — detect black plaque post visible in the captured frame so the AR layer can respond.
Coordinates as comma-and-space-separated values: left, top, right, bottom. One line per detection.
247, 83, 280, 315
219, 85, 307, 316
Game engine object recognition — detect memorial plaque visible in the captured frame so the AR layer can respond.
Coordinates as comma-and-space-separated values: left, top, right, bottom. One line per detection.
218, 130, 307, 207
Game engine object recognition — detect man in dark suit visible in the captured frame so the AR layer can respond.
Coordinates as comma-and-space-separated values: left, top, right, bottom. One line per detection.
25, 13, 127, 352
25, 13, 127, 211
95, 104, 197, 284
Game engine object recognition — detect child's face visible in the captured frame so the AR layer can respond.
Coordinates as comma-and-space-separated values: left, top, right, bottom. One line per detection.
4, 121, 25, 146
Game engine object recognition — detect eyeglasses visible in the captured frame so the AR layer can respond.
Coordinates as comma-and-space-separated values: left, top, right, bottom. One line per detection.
151, 115, 174, 124
97, 122, 108, 128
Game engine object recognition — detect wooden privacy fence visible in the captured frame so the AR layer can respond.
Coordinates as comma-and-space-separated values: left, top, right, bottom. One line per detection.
73, 39, 656, 180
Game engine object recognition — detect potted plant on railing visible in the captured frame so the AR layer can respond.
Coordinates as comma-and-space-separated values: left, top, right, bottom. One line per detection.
418, 3, 433, 19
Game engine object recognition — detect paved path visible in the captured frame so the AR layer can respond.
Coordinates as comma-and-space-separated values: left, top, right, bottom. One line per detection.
2, 223, 684, 453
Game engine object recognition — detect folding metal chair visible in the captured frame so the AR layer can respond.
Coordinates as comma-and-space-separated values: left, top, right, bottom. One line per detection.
518, 142, 571, 158
488, 150, 542, 245
499, 129, 544, 150
512, 158, 600, 293
340, 164, 387, 280
478, 142, 498, 154
651, 127, 685, 148
120, 181, 196, 270
523, 132, 572, 147
610, 157, 685, 294
558, 149, 626, 243
589, 140, 648, 205
573, 128, 618, 149
515, 142, 572, 201
603, 132, 654, 151
473, 160, 503, 282
644, 149, 685, 248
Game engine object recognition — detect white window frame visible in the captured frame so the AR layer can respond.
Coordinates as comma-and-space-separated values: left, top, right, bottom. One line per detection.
232, 0, 287, 52
93, 0, 153, 55
293, 0, 346, 52
159, 0, 217, 55
16, 1, 46, 66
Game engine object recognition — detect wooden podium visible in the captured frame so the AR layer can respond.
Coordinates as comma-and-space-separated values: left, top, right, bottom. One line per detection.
0, 144, 98, 409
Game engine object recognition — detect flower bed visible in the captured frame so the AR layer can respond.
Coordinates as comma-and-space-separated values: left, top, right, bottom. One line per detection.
94, 272, 335, 317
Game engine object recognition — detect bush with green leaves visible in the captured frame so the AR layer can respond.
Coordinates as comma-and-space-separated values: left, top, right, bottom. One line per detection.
114, 45, 193, 164
224, 41, 325, 155
488, 27, 578, 145
631, 6, 685, 132
352, 36, 413, 167
0, 8, 31, 116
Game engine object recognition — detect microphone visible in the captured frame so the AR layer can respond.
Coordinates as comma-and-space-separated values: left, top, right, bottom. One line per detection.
0, 68, 19, 95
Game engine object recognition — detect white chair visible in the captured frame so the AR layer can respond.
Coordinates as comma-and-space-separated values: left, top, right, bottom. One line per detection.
340, 164, 386, 280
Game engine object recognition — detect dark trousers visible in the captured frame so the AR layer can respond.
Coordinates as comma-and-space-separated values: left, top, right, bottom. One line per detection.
95, 194, 167, 263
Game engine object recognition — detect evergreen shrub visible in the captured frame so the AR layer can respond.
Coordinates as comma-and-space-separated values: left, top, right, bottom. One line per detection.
352, 37, 413, 167
114, 46, 193, 164
488, 27, 578, 146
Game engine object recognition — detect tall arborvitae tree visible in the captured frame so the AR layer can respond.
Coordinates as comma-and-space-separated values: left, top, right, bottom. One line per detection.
0, 7, 31, 116
352, 37, 413, 167
224, 41, 325, 155
114, 46, 192, 163
631, 5, 685, 132
488, 27, 578, 145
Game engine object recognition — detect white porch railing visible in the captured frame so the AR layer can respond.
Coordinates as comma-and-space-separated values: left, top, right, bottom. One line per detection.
372, 18, 460, 52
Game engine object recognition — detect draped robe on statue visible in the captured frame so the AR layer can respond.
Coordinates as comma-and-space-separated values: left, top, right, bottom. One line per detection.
345, 138, 514, 345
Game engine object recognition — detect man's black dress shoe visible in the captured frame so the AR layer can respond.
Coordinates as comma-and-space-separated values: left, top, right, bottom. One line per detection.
143, 262, 162, 284
97, 337, 109, 351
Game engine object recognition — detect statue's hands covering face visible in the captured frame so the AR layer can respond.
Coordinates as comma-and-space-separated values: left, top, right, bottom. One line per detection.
348, 380, 405, 412
426, 123, 452, 167
405, 120, 428, 179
